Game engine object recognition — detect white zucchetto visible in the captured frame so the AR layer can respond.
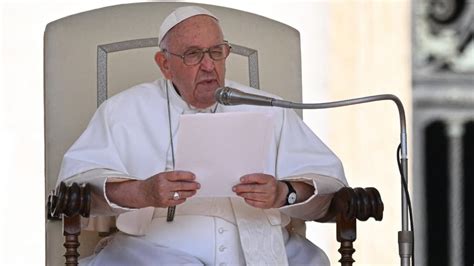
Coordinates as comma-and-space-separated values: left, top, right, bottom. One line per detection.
159, 6, 219, 45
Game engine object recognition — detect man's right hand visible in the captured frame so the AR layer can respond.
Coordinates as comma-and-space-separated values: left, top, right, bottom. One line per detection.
140, 171, 200, 207
105, 171, 200, 209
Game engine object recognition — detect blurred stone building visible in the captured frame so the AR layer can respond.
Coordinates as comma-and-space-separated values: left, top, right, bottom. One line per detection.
413, 0, 474, 265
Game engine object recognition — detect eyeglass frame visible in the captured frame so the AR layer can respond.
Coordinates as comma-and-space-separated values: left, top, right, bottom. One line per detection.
162, 41, 232, 66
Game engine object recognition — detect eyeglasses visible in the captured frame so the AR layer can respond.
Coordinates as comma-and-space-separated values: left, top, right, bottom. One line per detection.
163, 42, 232, 66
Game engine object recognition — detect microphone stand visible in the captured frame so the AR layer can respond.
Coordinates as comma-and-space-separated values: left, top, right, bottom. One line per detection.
245, 95, 413, 266
272, 95, 412, 266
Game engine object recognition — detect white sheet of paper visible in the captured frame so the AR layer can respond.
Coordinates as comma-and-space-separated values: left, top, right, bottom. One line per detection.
175, 112, 274, 197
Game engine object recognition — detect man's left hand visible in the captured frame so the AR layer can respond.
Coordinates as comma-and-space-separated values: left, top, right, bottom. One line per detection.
232, 173, 286, 209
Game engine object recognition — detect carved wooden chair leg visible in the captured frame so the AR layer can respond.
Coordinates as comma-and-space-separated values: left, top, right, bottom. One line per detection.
48, 182, 92, 266
337, 217, 356, 266
63, 215, 81, 266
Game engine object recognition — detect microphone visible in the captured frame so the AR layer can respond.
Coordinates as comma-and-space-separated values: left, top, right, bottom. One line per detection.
216, 86, 406, 115
215, 87, 302, 108
215, 86, 413, 266
215, 87, 279, 106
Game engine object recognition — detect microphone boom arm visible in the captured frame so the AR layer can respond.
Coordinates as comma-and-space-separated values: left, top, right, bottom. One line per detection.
273, 95, 412, 266
273, 95, 407, 158
216, 87, 412, 265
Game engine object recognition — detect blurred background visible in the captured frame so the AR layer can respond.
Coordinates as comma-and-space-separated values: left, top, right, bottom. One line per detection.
0, 0, 472, 265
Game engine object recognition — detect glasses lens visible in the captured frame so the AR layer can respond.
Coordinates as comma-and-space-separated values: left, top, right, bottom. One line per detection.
183, 49, 204, 65
182, 43, 230, 65
209, 44, 229, 60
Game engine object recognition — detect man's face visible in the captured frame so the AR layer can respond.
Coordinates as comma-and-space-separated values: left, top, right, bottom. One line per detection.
156, 16, 226, 109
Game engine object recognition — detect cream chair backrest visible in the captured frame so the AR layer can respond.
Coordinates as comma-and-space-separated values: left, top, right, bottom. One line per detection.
45, 2, 302, 265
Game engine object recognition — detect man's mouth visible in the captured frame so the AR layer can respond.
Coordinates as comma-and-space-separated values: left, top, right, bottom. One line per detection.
197, 79, 217, 85
196, 79, 220, 90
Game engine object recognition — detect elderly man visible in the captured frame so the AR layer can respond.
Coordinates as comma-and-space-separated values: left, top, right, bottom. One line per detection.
58, 6, 347, 266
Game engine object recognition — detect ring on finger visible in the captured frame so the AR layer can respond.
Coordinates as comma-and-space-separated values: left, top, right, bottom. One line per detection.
173, 191, 180, 200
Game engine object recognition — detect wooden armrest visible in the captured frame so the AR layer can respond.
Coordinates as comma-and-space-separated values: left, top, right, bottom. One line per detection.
316, 187, 383, 222
316, 187, 384, 266
48, 182, 91, 219
47, 182, 92, 266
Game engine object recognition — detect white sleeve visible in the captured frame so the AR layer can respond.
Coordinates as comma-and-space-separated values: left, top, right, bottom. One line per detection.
57, 101, 129, 185
278, 173, 346, 220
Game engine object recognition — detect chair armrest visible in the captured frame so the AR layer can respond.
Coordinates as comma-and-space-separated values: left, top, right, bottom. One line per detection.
315, 187, 384, 266
48, 182, 92, 219
47, 182, 92, 266
316, 187, 384, 223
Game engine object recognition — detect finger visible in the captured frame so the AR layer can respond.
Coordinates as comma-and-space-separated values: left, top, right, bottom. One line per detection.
165, 171, 196, 181
171, 181, 201, 191
233, 182, 277, 194
244, 198, 271, 209
233, 183, 267, 193
239, 173, 274, 184
171, 190, 197, 200
236, 192, 268, 202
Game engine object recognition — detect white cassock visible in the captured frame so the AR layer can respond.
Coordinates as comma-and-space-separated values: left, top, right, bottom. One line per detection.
58, 79, 347, 266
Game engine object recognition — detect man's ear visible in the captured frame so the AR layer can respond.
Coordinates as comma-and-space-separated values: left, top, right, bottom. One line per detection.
155, 51, 172, 79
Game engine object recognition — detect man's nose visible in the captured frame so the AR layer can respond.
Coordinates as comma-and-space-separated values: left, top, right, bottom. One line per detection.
199, 52, 215, 71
